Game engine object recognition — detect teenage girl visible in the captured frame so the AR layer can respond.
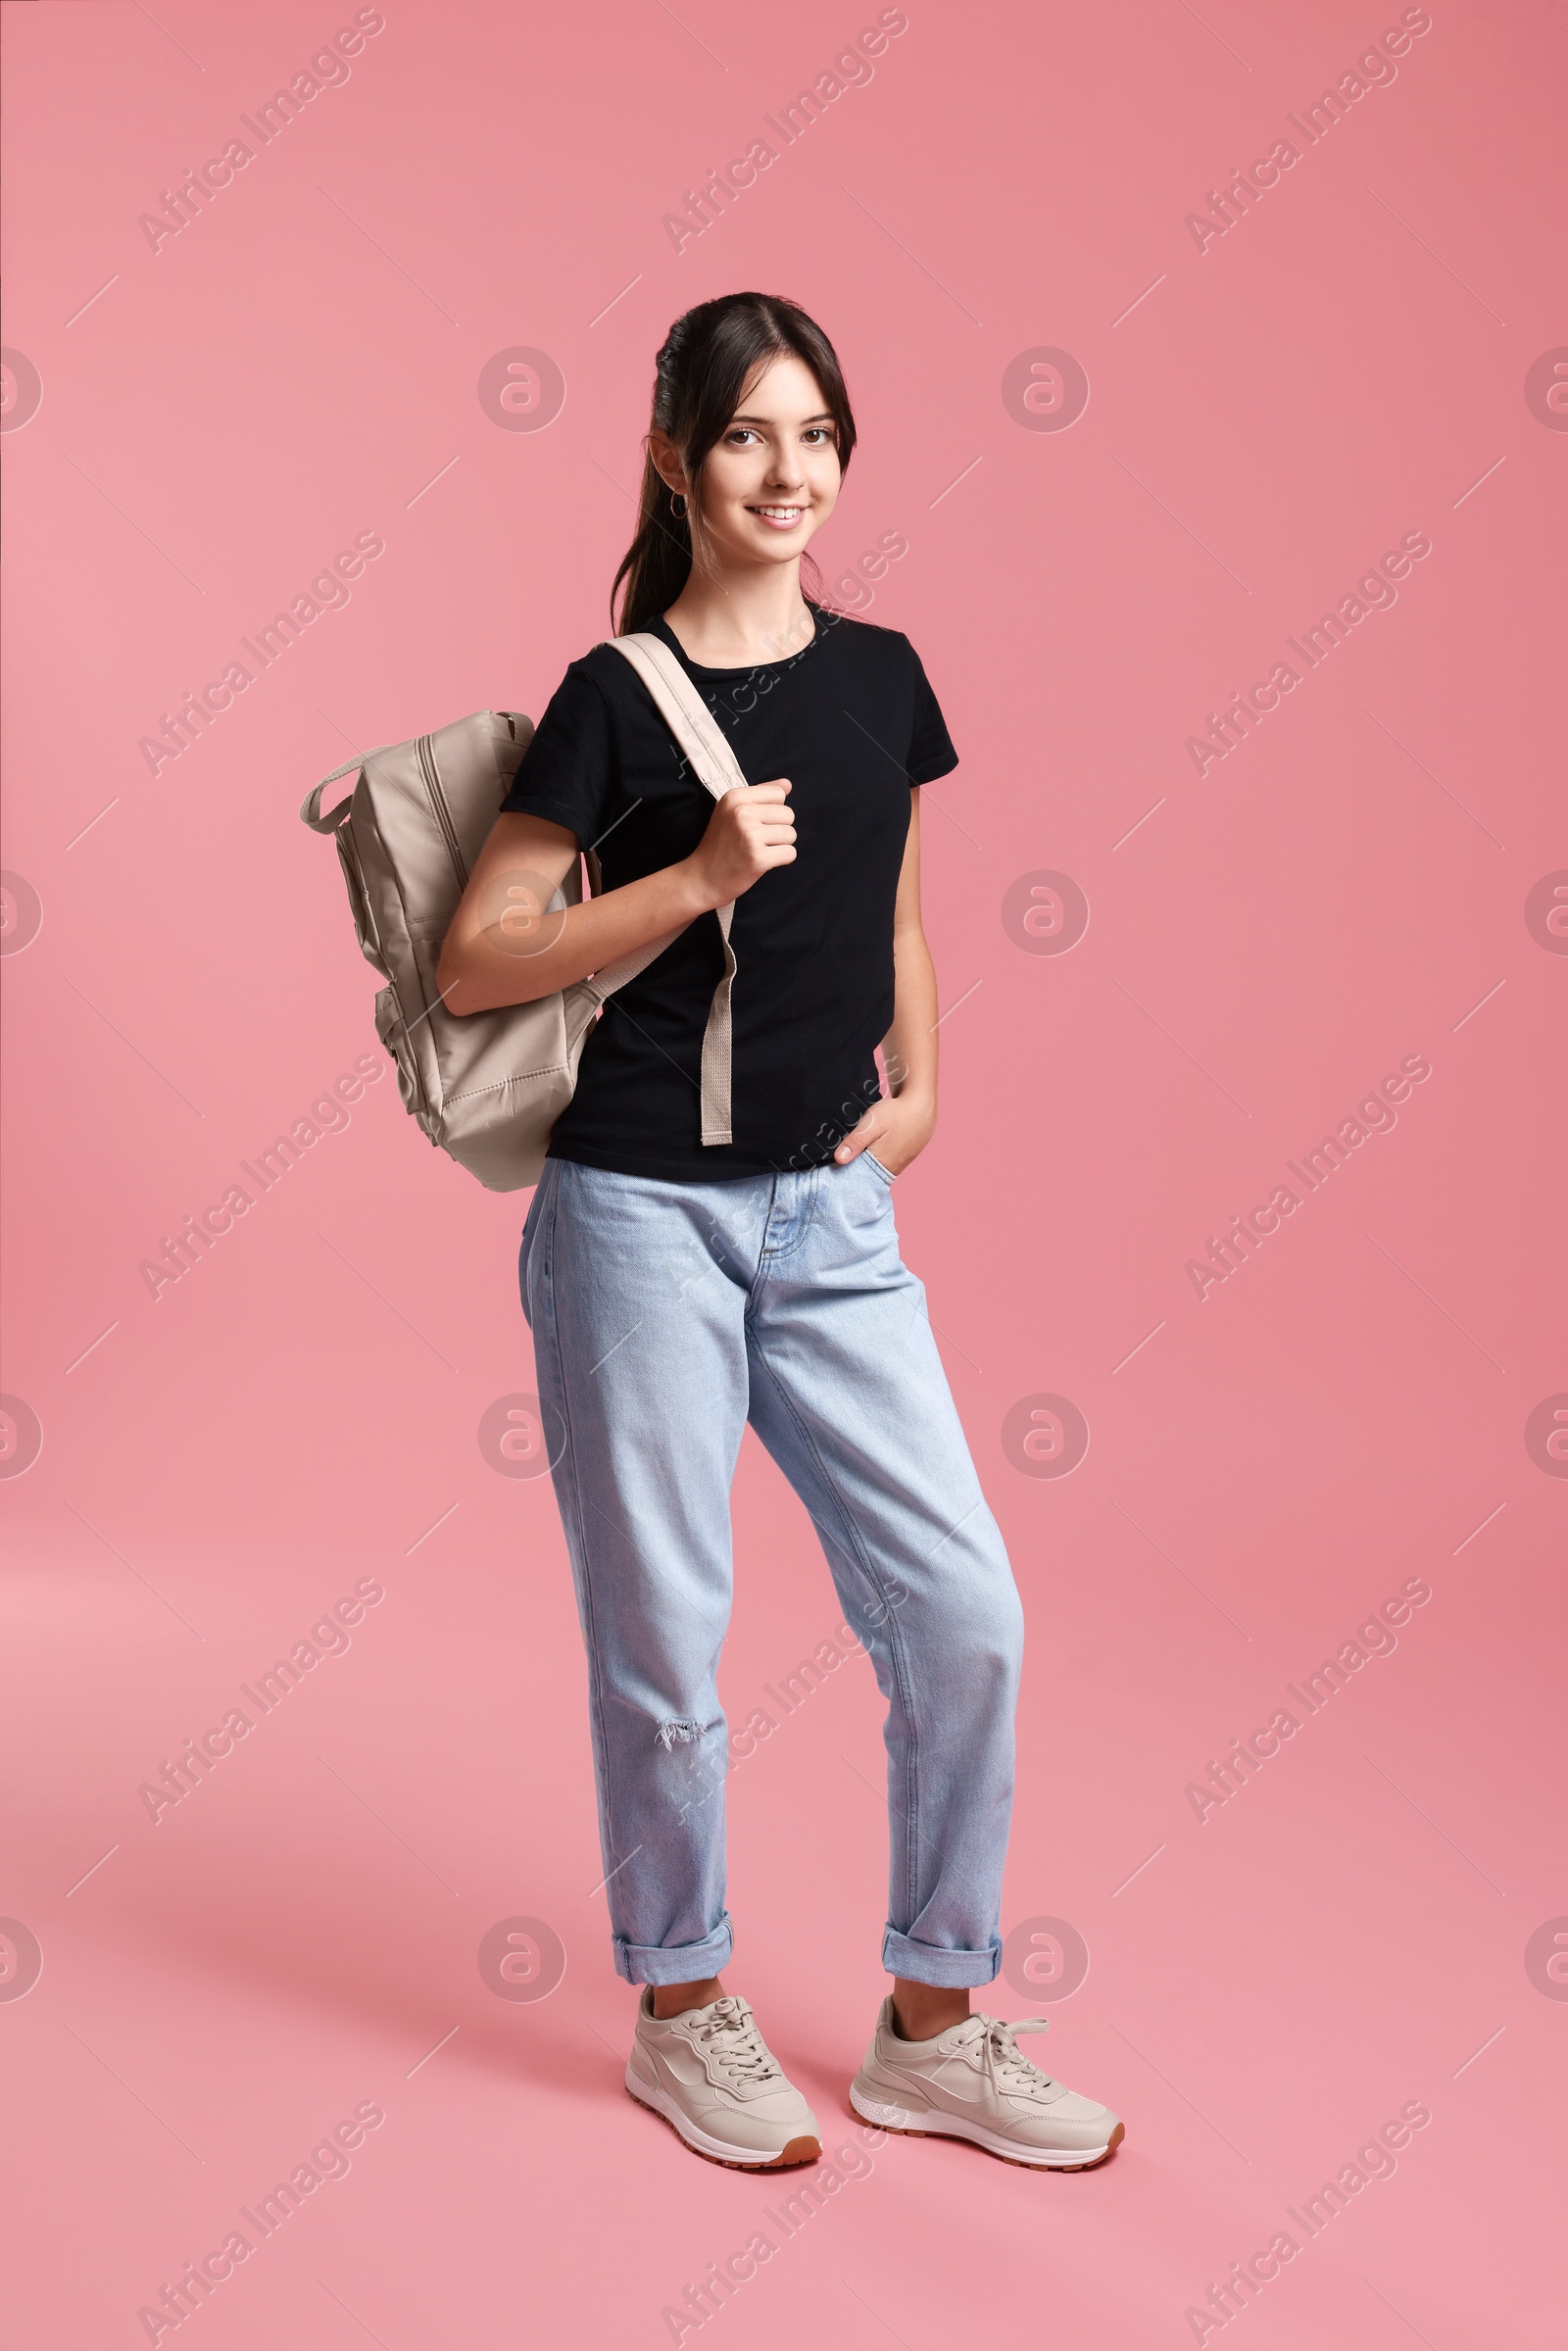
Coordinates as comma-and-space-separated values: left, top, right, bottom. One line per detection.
438, 293, 1121, 2174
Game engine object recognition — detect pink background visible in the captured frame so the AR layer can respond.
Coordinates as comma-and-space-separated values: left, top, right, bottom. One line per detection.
3, 1, 1564, 2343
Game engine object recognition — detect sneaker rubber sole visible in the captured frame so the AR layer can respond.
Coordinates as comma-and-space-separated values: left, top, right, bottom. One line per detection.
625, 2065, 820, 2172
850, 2082, 1124, 2171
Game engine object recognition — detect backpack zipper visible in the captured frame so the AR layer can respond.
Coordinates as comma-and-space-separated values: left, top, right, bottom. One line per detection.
416, 734, 468, 889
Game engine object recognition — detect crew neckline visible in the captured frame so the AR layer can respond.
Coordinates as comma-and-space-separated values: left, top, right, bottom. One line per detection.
651, 604, 824, 677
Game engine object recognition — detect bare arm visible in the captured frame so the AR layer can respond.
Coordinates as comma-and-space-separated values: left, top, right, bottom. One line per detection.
833, 789, 939, 1174
435, 782, 796, 1016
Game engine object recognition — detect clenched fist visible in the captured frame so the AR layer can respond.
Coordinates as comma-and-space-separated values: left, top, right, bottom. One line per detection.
684, 780, 796, 908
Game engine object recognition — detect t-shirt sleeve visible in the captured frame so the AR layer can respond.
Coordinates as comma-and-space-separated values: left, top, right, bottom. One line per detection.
499, 661, 617, 846
906, 644, 958, 784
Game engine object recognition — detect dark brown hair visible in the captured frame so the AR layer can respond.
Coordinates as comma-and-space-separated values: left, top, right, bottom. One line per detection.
612, 293, 857, 635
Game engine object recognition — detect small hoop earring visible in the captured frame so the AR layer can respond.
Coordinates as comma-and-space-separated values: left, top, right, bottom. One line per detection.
670, 493, 687, 519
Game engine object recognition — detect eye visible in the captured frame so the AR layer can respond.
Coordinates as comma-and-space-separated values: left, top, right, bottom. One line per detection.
725, 427, 760, 446
802, 427, 834, 446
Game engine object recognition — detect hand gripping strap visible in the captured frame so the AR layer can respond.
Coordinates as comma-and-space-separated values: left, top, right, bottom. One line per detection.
595, 633, 749, 1147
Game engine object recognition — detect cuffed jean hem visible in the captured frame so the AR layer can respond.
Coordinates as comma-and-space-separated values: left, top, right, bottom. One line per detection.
613, 1915, 735, 1987
882, 1929, 1003, 1988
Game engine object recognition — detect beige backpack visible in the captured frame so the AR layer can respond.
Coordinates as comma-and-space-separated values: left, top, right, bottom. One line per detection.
300, 634, 747, 1191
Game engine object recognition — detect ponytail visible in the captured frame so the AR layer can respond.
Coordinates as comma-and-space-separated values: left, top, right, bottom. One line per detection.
613, 457, 697, 638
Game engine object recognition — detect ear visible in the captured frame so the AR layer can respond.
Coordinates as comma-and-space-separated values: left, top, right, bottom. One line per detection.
648, 430, 689, 499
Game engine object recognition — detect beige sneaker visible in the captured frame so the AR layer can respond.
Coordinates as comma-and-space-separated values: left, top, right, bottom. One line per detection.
625, 1989, 821, 2171
850, 1999, 1124, 2170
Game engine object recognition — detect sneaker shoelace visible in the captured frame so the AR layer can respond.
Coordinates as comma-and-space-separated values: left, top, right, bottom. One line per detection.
686, 1997, 782, 2085
956, 2014, 1058, 2101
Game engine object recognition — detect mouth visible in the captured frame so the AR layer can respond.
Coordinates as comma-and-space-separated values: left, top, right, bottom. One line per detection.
747, 505, 807, 529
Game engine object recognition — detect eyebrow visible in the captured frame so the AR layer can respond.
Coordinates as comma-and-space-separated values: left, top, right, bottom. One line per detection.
729, 412, 835, 425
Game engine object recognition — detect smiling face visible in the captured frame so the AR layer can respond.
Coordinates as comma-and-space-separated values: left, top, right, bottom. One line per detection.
658, 350, 843, 575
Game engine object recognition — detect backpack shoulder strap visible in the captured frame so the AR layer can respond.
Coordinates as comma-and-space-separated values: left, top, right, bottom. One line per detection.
604, 632, 749, 801
590, 631, 747, 1147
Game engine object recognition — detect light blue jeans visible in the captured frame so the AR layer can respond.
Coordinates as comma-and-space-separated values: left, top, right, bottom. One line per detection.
519, 1151, 1024, 1988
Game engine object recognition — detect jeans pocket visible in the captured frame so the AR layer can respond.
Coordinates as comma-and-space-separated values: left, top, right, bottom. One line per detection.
517, 1156, 558, 1324
862, 1150, 897, 1187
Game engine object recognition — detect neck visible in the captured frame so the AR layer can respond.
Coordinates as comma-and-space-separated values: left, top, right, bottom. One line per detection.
661, 558, 815, 667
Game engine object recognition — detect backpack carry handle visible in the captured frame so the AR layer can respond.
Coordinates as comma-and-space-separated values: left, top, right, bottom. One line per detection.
300, 776, 358, 834
301, 744, 392, 833
302, 713, 530, 836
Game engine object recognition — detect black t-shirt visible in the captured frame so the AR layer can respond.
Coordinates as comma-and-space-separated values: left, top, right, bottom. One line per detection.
501, 606, 957, 1182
